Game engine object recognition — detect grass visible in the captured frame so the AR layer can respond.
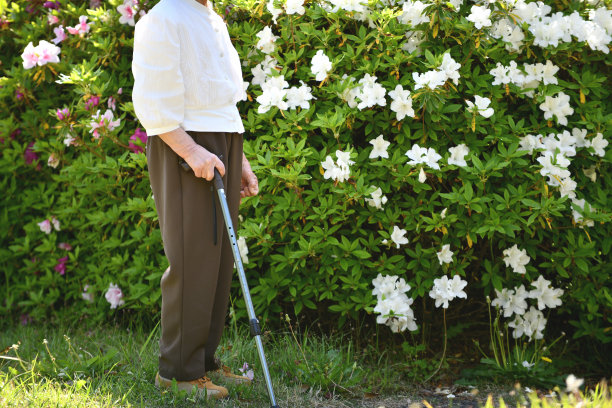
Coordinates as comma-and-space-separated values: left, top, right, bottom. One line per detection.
1, 314, 610, 407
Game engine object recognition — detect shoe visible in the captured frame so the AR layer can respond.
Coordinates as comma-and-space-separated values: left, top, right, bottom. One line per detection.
154, 371, 229, 399
209, 364, 254, 385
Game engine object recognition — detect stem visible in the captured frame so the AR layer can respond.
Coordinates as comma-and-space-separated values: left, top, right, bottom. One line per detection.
423, 308, 447, 383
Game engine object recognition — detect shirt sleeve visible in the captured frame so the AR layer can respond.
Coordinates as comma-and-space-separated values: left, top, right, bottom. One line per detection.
131, 12, 184, 136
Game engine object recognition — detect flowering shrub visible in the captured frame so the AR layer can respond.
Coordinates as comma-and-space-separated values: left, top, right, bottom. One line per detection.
0, 0, 610, 365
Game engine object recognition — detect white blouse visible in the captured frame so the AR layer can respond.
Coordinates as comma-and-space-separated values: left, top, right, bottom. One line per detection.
131, 0, 246, 136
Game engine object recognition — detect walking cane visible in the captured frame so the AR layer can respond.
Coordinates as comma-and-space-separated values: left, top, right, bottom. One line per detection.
179, 159, 279, 408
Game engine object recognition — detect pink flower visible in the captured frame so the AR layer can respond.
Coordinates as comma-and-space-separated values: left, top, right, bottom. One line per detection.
128, 128, 147, 154
48, 14, 59, 25
37, 40, 61, 65
38, 219, 52, 234
76, 15, 90, 33
117, 0, 137, 26
90, 109, 121, 139
105, 283, 125, 309
82, 284, 94, 302
117, 88, 123, 95
108, 96, 116, 110
21, 42, 39, 69
239, 362, 255, 380
58, 242, 73, 251
20, 314, 32, 326
22, 41, 61, 69
24, 142, 38, 164
84, 95, 100, 110
52, 26, 66, 44
56, 107, 69, 120
68, 15, 90, 35
54, 256, 68, 275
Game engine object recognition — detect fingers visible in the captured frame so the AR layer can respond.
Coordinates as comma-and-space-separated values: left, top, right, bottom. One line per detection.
214, 156, 226, 178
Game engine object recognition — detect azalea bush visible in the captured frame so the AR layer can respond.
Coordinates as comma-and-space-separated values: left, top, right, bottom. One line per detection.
0, 0, 610, 370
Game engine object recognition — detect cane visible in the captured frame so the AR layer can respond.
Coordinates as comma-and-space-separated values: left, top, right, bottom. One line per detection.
179, 159, 279, 408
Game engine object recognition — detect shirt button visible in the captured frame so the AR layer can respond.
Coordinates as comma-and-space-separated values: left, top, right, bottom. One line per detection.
220, 52, 224, 57
214, 27, 219, 32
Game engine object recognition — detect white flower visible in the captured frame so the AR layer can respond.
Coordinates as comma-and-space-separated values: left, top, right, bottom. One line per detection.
509, 306, 546, 340
565, 374, 584, 393
571, 198, 595, 227
286, 81, 314, 110
256, 75, 289, 113
502, 244, 530, 274
466, 95, 494, 118
372, 274, 418, 333
437, 244, 453, 265
413, 70, 447, 90
438, 53, 461, 85
285, 0, 305, 14
105, 283, 125, 309
529, 275, 564, 310
572, 128, 590, 148
255, 26, 278, 54
429, 275, 467, 309
467, 5, 492, 29
369, 135, 390, 159
51, 216, 60, 231
47, 153, 60, 168
390, 226, 408, 248
365, 187, 388, 209
440, 208, 447, 219
539, 92, 573, 126
388, 85, 415, 120
448, 144, 470, 167
356, 74, 386, 109
63, 133, 76, 147
251, 56, 277, 86
590, 133, 608, 157
311, 50, 332, 81
491, 288, 512, 313
519, 134, 544, 154
267, 0, 283, 23
237, 236, 249, 264
522, 361, 535, 369
405, 144, 442, 170
398, 0, 429, 27
82, 284, 94, 303
321, 150, 353, 183
418, 167, 427, 183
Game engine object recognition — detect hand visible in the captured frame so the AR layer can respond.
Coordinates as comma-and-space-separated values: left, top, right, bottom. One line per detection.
241, 155, 258, 198
182, 144, 225, 181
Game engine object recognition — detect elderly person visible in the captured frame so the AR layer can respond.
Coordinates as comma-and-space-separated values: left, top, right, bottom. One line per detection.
131, 0, 258, 400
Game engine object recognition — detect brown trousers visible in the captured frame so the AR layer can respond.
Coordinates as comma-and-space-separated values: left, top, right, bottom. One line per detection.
146, 130, 243, 381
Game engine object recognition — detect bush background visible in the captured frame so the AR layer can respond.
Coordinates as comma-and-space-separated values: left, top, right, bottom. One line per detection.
0, 0, 610, 374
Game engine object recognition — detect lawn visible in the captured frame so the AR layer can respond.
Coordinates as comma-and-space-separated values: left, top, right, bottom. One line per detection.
1, 314, 609, 407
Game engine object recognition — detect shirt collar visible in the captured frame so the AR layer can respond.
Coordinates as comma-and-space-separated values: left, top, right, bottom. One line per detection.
187, 0, 215, 13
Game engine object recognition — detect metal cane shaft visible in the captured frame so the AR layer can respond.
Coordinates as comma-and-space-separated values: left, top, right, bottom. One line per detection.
214, 174, 279, 408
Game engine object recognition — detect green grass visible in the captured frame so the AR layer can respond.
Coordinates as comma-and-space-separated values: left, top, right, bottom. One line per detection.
1, 315, 610, 407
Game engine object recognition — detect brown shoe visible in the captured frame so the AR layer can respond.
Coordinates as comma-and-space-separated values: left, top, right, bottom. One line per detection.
209, 364, 254, 385
155, 372, 229, 399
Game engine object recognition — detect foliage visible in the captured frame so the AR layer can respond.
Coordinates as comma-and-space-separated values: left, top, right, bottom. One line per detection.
0, 0, 610, 371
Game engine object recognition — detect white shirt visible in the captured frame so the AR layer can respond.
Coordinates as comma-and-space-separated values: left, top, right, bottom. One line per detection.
131, 0, 246, 136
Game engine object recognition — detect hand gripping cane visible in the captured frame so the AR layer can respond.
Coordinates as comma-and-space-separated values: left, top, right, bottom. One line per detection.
179, 159, 279, 408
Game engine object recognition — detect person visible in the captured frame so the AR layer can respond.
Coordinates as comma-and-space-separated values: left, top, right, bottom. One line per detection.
131, 0, 259, 400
